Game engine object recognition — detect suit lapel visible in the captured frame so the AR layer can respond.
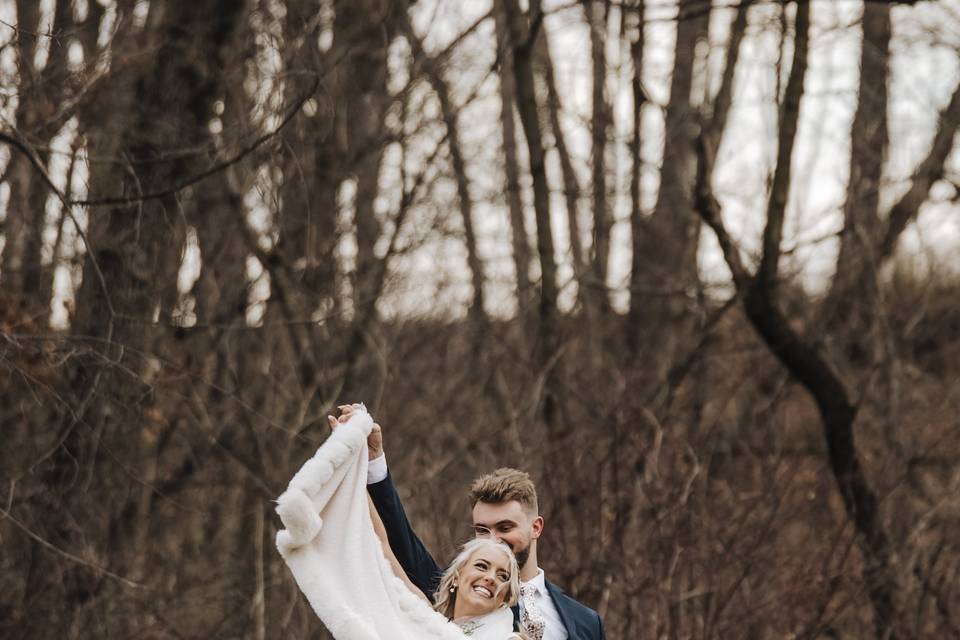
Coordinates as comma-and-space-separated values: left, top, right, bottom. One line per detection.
545, 579, 577, 638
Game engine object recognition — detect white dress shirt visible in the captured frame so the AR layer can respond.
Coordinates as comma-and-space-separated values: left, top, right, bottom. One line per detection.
522, 569, 568, 640
367, 453, 389, 484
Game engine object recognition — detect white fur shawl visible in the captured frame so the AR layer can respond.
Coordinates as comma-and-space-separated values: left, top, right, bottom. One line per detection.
275, 408, 473, 640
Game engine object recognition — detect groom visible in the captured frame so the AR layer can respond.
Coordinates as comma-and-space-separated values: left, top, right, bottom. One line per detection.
332, 405, 606, 640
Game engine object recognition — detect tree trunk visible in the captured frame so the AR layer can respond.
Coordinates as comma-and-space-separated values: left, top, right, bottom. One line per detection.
626, 0, 645, 357
334, 0, 398, 399
502, 0, 561, 427
631, 0, 709, 376
405, 24, 489, 337
533, 21, 587, 312
823, 2, 892, 368
648, 0, 709, 279
1, 0, 72, 320
494, 0, 534, 319
276, 0, 341, 314
585, 0, 613, 317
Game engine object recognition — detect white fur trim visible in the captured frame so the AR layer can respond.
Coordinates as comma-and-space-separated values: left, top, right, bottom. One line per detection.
275, 487, 322, 548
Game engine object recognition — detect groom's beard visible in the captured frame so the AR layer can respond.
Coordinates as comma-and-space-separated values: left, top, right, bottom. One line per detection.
513, 541, 531, 571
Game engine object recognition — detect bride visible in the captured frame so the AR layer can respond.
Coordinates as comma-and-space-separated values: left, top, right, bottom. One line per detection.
424, 537, 530, 639
275, 404, 532, 640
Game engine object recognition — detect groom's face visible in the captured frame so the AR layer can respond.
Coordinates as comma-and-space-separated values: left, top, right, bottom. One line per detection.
472, 500, 543, 570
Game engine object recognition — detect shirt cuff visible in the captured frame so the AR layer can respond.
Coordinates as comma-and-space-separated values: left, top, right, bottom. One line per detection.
367, 453, 388, 484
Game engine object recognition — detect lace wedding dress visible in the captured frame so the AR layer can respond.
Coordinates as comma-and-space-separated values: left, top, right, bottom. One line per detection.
454, 606, 523, 639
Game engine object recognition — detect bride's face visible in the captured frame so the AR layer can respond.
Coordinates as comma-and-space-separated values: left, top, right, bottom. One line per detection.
454, 547, 512, 617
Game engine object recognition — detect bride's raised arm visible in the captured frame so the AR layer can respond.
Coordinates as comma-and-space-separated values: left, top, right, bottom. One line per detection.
368, 495, 430, 604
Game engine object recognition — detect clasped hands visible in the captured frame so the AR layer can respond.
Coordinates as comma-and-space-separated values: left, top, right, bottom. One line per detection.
327, 403, 383, 461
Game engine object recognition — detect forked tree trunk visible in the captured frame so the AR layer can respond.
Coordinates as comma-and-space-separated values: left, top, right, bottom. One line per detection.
629, 0, 709, 376
823, 2, 892, 368
335, 0, 399, 399
494, 0, 534, 319
501, 0, 561, 427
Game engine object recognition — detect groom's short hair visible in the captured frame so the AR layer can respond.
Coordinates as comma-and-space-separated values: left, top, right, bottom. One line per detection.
469, 468, 538, 516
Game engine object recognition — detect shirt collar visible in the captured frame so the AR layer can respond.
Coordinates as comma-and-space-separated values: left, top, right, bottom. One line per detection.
523, 568, 547, 595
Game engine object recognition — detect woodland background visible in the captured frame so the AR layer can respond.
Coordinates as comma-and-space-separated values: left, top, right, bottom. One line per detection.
1, 0, 959, 638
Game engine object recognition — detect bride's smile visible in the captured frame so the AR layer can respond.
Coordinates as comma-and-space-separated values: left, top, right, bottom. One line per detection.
472, 585, 493, 598
454, 548, 513, 617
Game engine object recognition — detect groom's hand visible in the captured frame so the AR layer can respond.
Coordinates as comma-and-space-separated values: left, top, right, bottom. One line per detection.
327, 403, 384, 460
366, 420, 383, 460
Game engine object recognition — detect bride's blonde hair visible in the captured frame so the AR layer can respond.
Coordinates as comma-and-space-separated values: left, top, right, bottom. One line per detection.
433, 538, 521, 619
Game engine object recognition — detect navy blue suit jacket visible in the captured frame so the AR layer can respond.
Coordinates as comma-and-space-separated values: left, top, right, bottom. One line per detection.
368, 472, 606, 640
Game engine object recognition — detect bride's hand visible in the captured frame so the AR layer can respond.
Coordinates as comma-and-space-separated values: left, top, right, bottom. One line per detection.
327, 403, 383, 460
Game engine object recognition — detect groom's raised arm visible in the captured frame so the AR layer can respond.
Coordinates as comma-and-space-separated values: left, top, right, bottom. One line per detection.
332, 404, 443, 598
367, 460, 443, 598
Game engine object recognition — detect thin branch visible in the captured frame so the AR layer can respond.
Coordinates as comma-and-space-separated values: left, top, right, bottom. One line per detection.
69, 74, 321, 207
0, 505, 147, 590
704, 0, 754, 145
694, 137, 750, 288
0, 17, 64, 40
878, 76, 960, 261
757, 0, 810, 291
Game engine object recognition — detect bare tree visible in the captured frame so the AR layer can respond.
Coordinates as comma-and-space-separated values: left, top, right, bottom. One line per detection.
584, 0, 614, 317
494, 0, 535, 319
501, 0, 561, 428
630, 0, 711, 378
